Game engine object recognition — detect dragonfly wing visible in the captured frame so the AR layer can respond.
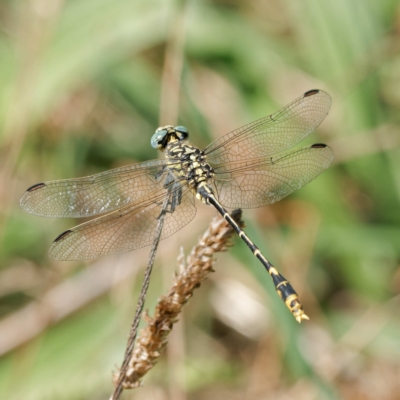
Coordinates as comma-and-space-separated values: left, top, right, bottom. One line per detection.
49, 186, 196, 260
211, 144, 334, 209
205, 90, 331, 164
20, 159, 168, 218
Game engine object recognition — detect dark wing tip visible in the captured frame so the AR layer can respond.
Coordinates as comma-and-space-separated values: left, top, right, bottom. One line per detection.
26, 182, 46, 192
304, 89, 320, 97
310, 143, 335, 167
53, 229, 73, 243
20, 182, 47, 214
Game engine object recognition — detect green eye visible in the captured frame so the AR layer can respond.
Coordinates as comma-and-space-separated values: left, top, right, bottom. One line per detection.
174, 126, 189, 140
151, 129, 168, 149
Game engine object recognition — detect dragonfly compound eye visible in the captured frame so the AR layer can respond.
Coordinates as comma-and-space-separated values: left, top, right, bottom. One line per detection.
151, 129, 169, 149
174, 126, 189, 141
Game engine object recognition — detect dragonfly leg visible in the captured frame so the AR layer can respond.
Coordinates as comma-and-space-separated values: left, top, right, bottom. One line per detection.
156, 181, 182, 220
154, 166, 167, 182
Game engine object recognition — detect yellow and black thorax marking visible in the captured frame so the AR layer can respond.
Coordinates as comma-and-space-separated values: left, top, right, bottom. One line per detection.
165, 142, 215, 196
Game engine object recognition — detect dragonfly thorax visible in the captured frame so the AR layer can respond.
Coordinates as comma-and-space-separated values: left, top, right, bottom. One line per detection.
165, 141, 215, 200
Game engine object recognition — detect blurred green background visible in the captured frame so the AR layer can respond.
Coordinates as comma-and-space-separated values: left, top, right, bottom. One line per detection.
1, 0, 400, 399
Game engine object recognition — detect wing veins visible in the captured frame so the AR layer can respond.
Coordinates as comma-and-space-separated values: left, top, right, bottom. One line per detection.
204, 90, 331, 158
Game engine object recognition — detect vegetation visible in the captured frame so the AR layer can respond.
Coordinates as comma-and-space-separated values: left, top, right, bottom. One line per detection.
0, 0, 399, 399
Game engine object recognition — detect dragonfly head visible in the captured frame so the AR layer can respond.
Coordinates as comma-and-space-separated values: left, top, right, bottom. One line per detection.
151, 125, 189, 150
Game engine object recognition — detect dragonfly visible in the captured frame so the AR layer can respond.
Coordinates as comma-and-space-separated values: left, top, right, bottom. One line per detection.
20, 89, 333, 322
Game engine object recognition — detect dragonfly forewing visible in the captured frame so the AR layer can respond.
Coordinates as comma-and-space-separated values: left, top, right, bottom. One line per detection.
204, 90, 331, 165
20, 159, 168, 218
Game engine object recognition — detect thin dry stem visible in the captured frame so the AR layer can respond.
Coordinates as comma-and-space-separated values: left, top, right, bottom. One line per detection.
114, 209, 244, 389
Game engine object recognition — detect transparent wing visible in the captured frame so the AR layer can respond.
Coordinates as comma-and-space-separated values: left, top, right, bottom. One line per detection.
49, 185, 196, 261
20, 159, 168, 218
212, 144, 334, 209
205, 90, 331, 165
